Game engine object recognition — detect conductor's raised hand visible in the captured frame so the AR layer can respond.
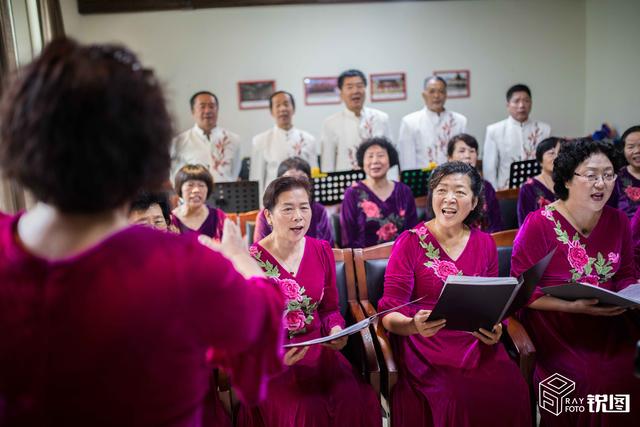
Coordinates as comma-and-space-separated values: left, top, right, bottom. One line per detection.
412, 309, 446, 337
472, 323, 502, 345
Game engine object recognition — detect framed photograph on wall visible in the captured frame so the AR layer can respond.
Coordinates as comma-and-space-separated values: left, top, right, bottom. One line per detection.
237, 80, 276, 110
370, 72, 407, 102
303, 76, 340, 105
433, 70, 470, 98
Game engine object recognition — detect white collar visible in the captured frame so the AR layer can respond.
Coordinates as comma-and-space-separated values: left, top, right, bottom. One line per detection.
344, 107, 365, 119
507, 115, 531, 127
192, 124, 217, 138
273, 125, 295, 136
424, 107, 447, 119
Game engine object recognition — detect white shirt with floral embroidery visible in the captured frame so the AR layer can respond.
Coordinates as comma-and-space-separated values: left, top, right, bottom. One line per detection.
320, 107, 391, 172
250, 125, 317, 197
482, 116, 551, 190
170, 124, 242, 183
398, 107, 467, 168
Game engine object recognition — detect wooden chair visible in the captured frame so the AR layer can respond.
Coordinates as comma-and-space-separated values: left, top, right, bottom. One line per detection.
496, 188, 520, 230
491, 229, 537, 426
226, 210, 259, 237
414, 195, 428, 222
332, 248, 381, 389
352, 243, 397, 416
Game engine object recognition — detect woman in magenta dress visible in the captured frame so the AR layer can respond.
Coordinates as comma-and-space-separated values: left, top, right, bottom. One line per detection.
253, 157, 334, 246
340, 137, 418, 248
379, 162, 531, 427
511, 139, 640, 426
610, 125, 640, 218
446, 133, 503, 232
171, 163, 226, 239
517, 137, 562, 225
239, 176, 380, 427
0, 39, 284, 427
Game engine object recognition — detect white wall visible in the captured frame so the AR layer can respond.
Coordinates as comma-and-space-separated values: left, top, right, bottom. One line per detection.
60, 0, 587, 157
585, 0, 640, 135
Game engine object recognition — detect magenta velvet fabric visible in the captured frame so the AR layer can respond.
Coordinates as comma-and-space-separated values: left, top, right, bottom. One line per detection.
0, 214, 284, 427
378, 225, 531, 427
511, 206, 640, 426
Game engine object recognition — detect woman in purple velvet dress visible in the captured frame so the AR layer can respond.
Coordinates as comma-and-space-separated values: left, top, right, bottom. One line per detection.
517, 137, 562, 225
379, 162, 531, 427
253, 157, 334, 246
511, 139, 640, 426
0, 39, 284, 427
447, 133, 503, 232
171, 164, 226, 239
611, 125, 640, 218
340, 137, 418, 248
239, 176, 380, 427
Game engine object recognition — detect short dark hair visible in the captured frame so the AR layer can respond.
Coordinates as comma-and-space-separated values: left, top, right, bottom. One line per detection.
263, 176, 312, 211
424, 76, 447, 89
174, 164, 214, 199
130, 191, 171, 225
447, 133, 478, 158
506, 84, 531, 101
277, 157, 311, 178
356, 137, 399, 170
269, 90, 295, 111
338, 69, 367, 90
190, 91, 218, 111
427, 161, 484, 226
0, 38, 172, 213
621, 125, 640, 147
552, 138, 617, 200
535, 137, 563, 164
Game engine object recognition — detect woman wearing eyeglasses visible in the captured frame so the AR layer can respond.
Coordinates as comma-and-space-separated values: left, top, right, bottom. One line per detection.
511, 139, 640, 426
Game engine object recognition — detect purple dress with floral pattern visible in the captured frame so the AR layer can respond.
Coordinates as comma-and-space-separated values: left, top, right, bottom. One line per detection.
517, 177, 557, 226
340, 181, 418, 248
378, 224, 531, 427
610, 166, 640, 219
511, 205, 640, 426
238, 237, 380, 427
253, 201, 334, 247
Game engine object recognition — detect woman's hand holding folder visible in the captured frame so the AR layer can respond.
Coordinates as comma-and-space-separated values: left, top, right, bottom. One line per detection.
412, 310, 447, 337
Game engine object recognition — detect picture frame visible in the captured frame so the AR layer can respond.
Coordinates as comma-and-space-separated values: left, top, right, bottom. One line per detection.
433, 70, 470, 98
303, 76, 341, 106
237, 80, 276, 110
370, 72, 407, 102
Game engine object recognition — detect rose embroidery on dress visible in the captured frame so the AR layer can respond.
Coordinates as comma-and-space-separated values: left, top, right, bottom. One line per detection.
250, 246, 318, 338
358, 189, 405, 244
540, 206, 616, 283
410, 224, 464, 281
621, 175, 640, 203
523, 124, 542, 160
290, 132, 306, 157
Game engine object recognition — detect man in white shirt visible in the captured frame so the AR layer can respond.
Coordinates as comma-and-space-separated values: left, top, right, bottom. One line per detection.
170, 91, 242, 183
320, 69, 391, 172
397, 76, 467, 168
250, 91, 317, 196
483, 84, 551, 190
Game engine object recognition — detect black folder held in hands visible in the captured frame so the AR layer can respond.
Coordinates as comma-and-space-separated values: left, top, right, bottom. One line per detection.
428, 248, 556, 332
541, 282, 640, 308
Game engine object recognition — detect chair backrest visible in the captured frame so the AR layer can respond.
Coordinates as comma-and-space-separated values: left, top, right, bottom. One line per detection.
491, 229, 517, 277
332, 248, 357, 320
496, 188, 519, 230
415, 195, 428, 222
353, 242, 394, 309
331, 213, 342, 248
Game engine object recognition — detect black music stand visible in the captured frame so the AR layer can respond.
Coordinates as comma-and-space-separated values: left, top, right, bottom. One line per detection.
509, 160, 540, 189
312, 170, 366, 206
401, 169, 432, 197
207, 181, 260, 213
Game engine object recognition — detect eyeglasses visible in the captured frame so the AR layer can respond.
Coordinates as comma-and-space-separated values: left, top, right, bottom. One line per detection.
573, 172, 617, 183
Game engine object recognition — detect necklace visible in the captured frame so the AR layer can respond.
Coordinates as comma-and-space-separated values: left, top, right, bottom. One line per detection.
272, 240, 305, 276
558, 202, 597, 236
